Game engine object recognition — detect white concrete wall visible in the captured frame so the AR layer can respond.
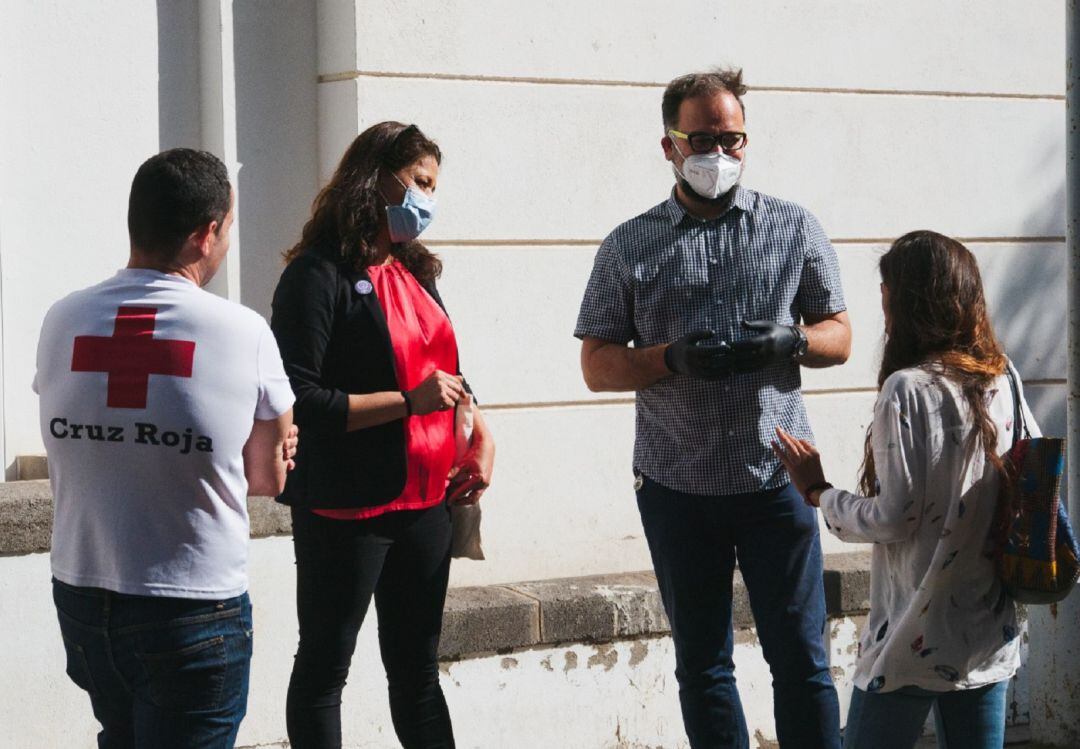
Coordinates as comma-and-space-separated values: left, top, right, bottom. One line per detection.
0, 0, 1067, 742
0, 1, 320, 476
0, 0, 161, 478
0, 0, 1065, 565
0, 540, 1031, 748
329, 0, 1063, 94
318, 0, 1067, 564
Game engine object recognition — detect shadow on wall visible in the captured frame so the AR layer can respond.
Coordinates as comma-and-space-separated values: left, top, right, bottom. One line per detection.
154, 1, 320, 318
156, 1, 201, 150
980, 162, 1068, 495
232, 0, 320, 319
980, 170, 1067, 383
1021, 135, 1067, 242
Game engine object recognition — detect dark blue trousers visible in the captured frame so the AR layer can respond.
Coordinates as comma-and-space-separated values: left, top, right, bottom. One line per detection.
52, 579, 252, 749
636, 473, 841, 749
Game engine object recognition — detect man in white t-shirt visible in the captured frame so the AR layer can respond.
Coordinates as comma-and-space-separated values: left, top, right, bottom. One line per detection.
34, 149, 297, 748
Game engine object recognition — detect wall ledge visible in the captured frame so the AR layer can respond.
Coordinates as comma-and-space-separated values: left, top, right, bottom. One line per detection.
439, 553, 870, 661
0, 480, 290, 555
0, 481, 870, 662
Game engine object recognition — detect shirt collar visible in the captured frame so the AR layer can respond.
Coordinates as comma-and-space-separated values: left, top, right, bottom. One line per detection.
664, 184, 755, 226
115, 268, 198, 287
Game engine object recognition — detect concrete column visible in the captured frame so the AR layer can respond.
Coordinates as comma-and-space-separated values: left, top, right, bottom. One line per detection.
0, 210, 6, 474
1067, 0, 1080, 592
1028, 5, 1080, 746
199, 0, 242, 302
315, 0, 360, 184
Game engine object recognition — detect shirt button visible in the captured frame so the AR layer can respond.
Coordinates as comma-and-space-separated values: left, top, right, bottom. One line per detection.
727, 429, 735, 437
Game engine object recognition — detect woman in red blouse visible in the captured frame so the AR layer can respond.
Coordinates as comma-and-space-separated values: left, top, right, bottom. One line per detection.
271, 122, 495, 749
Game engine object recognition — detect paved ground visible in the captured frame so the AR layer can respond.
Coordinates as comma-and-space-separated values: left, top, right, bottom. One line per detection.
914, 724, 1067, 748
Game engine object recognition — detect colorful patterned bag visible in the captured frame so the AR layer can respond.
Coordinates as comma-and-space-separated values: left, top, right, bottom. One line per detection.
993, 368, 1079, 604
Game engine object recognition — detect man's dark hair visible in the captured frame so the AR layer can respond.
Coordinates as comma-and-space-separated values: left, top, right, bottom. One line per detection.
127, 149, 231, 260
662, 68, 748, 129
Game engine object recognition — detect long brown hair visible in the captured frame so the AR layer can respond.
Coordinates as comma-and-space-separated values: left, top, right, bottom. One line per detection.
858, 230, 1008, 494
284, 122, 443, 283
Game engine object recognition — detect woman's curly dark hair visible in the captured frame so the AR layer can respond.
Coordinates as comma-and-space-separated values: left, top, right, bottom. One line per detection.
858, 230, 1008, 494
284, 121, 443, 283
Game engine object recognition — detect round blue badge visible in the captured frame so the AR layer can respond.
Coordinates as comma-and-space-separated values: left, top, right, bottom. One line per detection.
354, 280, 373, 295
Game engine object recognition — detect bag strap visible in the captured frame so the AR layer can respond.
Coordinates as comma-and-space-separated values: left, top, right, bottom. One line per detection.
1004, 363, 1028, 445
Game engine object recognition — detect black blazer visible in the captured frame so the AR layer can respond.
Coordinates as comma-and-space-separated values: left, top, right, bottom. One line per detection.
270, 250, 463, 509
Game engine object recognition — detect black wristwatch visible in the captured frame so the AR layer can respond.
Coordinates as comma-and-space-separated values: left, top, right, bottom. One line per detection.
791, 326, 808, 360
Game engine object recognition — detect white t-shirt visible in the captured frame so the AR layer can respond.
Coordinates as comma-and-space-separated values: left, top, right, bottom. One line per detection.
34, 269, 295, 599
820, 362, 1038, 693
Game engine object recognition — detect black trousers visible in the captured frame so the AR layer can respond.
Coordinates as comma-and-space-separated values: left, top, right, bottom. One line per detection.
286, 503, 455, 749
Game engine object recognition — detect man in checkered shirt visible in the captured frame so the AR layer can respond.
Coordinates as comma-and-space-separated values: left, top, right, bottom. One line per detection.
576, 69, 850, 749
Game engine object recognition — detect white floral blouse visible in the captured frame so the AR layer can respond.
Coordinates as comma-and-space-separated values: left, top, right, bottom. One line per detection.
819, 362, 1039, 693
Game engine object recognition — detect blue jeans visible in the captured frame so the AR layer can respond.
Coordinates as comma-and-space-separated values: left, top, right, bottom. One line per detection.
52, 578, 253, 749
636, 473, 841, 749
844, 681, 1008, 749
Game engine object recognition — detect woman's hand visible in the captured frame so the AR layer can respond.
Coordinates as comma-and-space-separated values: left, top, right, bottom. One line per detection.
771, 427, 828, 506
447, 408, 495, 505
407, 370, 465, 416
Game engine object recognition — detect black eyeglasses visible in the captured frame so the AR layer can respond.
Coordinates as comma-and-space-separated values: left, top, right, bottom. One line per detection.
669, 129, 747, 154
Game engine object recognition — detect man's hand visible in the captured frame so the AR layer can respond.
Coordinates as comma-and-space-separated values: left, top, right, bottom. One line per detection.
728, 320, 802, 373
664, 329, 732, 380
282, 424, 299, 471
243, 410, 294, 497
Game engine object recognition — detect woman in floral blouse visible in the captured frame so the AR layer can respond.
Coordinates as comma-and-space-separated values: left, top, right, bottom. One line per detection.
773, 230, 1039, 749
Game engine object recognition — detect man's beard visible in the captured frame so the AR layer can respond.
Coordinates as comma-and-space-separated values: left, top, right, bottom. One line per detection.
678, 177, 735, 205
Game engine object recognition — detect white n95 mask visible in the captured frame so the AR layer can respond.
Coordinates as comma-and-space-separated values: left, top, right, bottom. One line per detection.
672, 148, 743, 200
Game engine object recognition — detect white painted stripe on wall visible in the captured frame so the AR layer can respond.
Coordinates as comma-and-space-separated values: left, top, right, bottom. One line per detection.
325, 0, 1063, 95
319, 77, 1065, 241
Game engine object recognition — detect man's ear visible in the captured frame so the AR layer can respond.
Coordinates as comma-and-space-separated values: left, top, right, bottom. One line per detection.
190, 221, 218, 259
661, 135, 675, 162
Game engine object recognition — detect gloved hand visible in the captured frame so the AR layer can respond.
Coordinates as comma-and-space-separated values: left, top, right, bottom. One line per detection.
728, 320, 803, 373
664, 330, 733, 380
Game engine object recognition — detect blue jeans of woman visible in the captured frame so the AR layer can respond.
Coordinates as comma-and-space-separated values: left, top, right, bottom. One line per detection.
52, 579, 253, 749
285, 503, 455, 749
844, 680, 1009, 749
635, 473, 841, 749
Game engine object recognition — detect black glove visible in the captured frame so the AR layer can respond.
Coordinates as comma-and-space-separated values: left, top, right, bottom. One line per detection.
728, 320, 803, 373
664, 329, 733, 380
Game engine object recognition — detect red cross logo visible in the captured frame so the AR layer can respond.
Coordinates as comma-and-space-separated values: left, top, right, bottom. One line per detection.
71, 306, 196, 409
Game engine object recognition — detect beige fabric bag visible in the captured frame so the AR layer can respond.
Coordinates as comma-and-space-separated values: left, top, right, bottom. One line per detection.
449, 394, 484, 560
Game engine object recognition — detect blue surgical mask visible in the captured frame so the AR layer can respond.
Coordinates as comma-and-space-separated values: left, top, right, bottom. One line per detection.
384, 173, 437, 243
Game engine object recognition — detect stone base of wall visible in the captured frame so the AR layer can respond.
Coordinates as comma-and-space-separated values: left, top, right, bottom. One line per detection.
0, 484, 1031, 747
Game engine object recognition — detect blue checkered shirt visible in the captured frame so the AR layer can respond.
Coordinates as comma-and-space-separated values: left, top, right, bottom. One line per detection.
575, 186, 847, 496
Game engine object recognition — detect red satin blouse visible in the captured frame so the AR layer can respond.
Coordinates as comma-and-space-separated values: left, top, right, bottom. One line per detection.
314, 261, 458, 520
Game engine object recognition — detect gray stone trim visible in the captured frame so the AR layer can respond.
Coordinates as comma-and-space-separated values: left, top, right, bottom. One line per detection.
823, 548, 872, 614
0, 480, 52, 555
0, 481, 290, 555
15, 454, 48, 481
0, 480, 870, 662
439, 552, 870, 660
